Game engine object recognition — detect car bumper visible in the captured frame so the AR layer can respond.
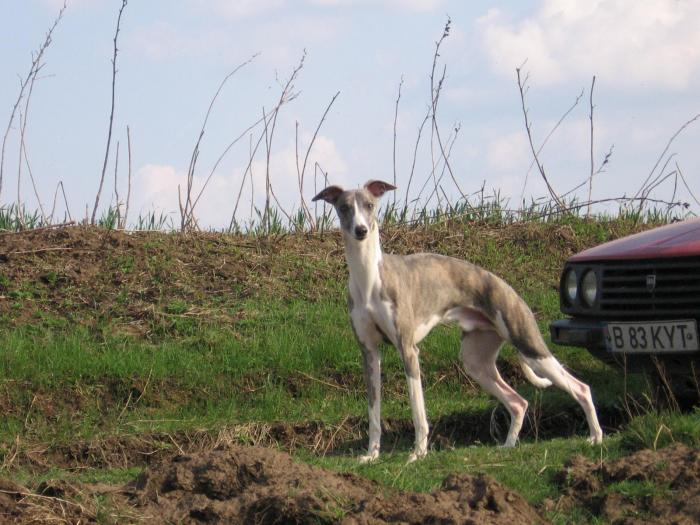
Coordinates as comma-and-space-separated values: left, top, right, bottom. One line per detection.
549, 318, 606, 349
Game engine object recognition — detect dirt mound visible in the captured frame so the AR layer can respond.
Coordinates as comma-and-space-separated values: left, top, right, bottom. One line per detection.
129, 444, 546, 525
548, 442, 700, 524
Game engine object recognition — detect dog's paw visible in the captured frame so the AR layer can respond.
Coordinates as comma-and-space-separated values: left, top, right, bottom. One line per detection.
406, 448, 427, 464
499, 438, 518, 448
358, 451, 379, 464
587, 433, 604, 445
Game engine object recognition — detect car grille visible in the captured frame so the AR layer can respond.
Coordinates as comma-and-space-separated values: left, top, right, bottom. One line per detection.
598, 256, 700, 318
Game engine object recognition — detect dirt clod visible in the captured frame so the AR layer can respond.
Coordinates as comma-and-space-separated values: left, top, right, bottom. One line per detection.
551, 442, 700, 524
128, 444, 546, 524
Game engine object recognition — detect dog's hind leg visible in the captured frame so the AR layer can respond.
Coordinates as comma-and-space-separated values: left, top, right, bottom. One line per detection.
460, 330, 529, 447
522, 355, 603, 444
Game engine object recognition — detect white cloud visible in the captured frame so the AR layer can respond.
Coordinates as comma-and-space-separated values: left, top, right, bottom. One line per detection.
249, 134, 349, 208
132, 134, 347, 228
479, 0, 700, 90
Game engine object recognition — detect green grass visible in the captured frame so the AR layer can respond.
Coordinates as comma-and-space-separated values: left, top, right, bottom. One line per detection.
1, 218, 698, 524
0, 293, 635, 444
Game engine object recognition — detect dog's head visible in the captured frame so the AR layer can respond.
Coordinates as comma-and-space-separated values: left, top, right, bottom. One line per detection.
312, 180, 396, 241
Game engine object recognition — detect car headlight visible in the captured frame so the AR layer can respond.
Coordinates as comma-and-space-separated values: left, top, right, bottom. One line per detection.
564, 268, 578, 304
581, 269, 598, 306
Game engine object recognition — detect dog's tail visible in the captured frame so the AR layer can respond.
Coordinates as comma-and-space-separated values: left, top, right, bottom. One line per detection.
518, 358, 552, 388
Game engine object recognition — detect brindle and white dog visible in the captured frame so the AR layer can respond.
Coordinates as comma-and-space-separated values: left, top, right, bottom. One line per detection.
313, 180, 603, 463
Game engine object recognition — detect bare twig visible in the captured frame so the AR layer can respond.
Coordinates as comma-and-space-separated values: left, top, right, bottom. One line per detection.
676, 162, 700, 209
179, 55, 259, 231
113, 140, 120, 224
429, 18, 466, 201
18, 59, 49, 226
587, 76, 596, 217
520, 89, 584, 201
92, 0, 128, 225
189, 112, 268, 221
261, 52, 306, 232
516, 64, 566, 210
558, 143, 613, 200
392, 76, 403, 206
404, 106, 431, 210
421, 122, 461, 207
49, 181, 72, 222
633, 112, 700, 216
230, 128, 267, 230
122, 125, 132, 229
297, 90, 341, 230
1, 1, 66, 201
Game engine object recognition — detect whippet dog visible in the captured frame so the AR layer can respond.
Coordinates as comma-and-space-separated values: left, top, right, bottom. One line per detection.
313, 180, 603, 463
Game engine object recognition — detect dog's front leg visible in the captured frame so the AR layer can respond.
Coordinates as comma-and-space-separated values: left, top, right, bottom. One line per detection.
400, 343, 429, 463
350, 308, 383, 463
359, 344, 381, 463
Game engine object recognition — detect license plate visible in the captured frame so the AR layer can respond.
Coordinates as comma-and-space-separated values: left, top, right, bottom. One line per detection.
605, 320, 699, 353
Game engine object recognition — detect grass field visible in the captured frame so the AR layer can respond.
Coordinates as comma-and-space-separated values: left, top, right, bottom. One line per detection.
1, 217, 699, 523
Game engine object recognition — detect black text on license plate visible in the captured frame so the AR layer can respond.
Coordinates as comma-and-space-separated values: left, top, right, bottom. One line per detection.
605, 320, 699, 353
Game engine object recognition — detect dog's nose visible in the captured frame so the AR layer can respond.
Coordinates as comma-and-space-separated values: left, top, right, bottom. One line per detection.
354, 225, 368, 239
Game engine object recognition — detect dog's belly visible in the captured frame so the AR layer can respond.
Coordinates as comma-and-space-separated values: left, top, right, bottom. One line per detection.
414, 307, 494, 344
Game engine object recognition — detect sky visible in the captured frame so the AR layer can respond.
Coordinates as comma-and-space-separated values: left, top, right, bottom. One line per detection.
1, 0, 699, 228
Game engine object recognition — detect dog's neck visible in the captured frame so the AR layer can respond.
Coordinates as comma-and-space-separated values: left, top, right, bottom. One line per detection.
343, 225, 383, 306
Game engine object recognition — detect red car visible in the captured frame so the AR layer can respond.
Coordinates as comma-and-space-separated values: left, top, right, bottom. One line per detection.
550, 217, 700, 402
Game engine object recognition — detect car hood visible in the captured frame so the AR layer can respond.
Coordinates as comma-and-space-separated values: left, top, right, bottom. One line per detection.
569, 216, 700, 261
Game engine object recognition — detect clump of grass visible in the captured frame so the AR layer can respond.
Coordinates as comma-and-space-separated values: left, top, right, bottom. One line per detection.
0, 204, 42, 231
618, 408, 700, 451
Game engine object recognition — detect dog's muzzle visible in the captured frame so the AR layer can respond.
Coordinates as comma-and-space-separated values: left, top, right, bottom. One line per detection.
354, 225, 368, 240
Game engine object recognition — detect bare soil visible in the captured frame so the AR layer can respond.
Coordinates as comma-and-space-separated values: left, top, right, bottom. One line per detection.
1, 443, 546, 524
4, 442, 700, 524
545, 442, 700, 524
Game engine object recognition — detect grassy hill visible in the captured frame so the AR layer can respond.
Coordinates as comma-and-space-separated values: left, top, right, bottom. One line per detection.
2, 218, 698, 523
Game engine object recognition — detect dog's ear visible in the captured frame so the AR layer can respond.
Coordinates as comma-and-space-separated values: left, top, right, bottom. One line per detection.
312, 185, 344, 205
364, 180, 397, 199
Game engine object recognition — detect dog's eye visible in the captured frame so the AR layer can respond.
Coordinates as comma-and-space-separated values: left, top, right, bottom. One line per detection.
339, 204, 350, 213
367, 203, 374, 210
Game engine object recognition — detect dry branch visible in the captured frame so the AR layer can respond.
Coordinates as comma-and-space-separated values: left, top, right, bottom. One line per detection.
587, 75, 596, 217
92, 0, 128, 225
516, 65, 566, 210
0, 1, 66, 202
392, 76, 403, 206
296, 90, 340, 230
230, 126, 270, 230
520, 88, 584, 201
179, 53, 259, 231
633, 113, 700, 217
260, 53, 306, 233
403, 107, 431, 210
112, 140, 120, 225
122, 125, 132, 229
429, 18, 466, 201
17, 61, 49, 227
